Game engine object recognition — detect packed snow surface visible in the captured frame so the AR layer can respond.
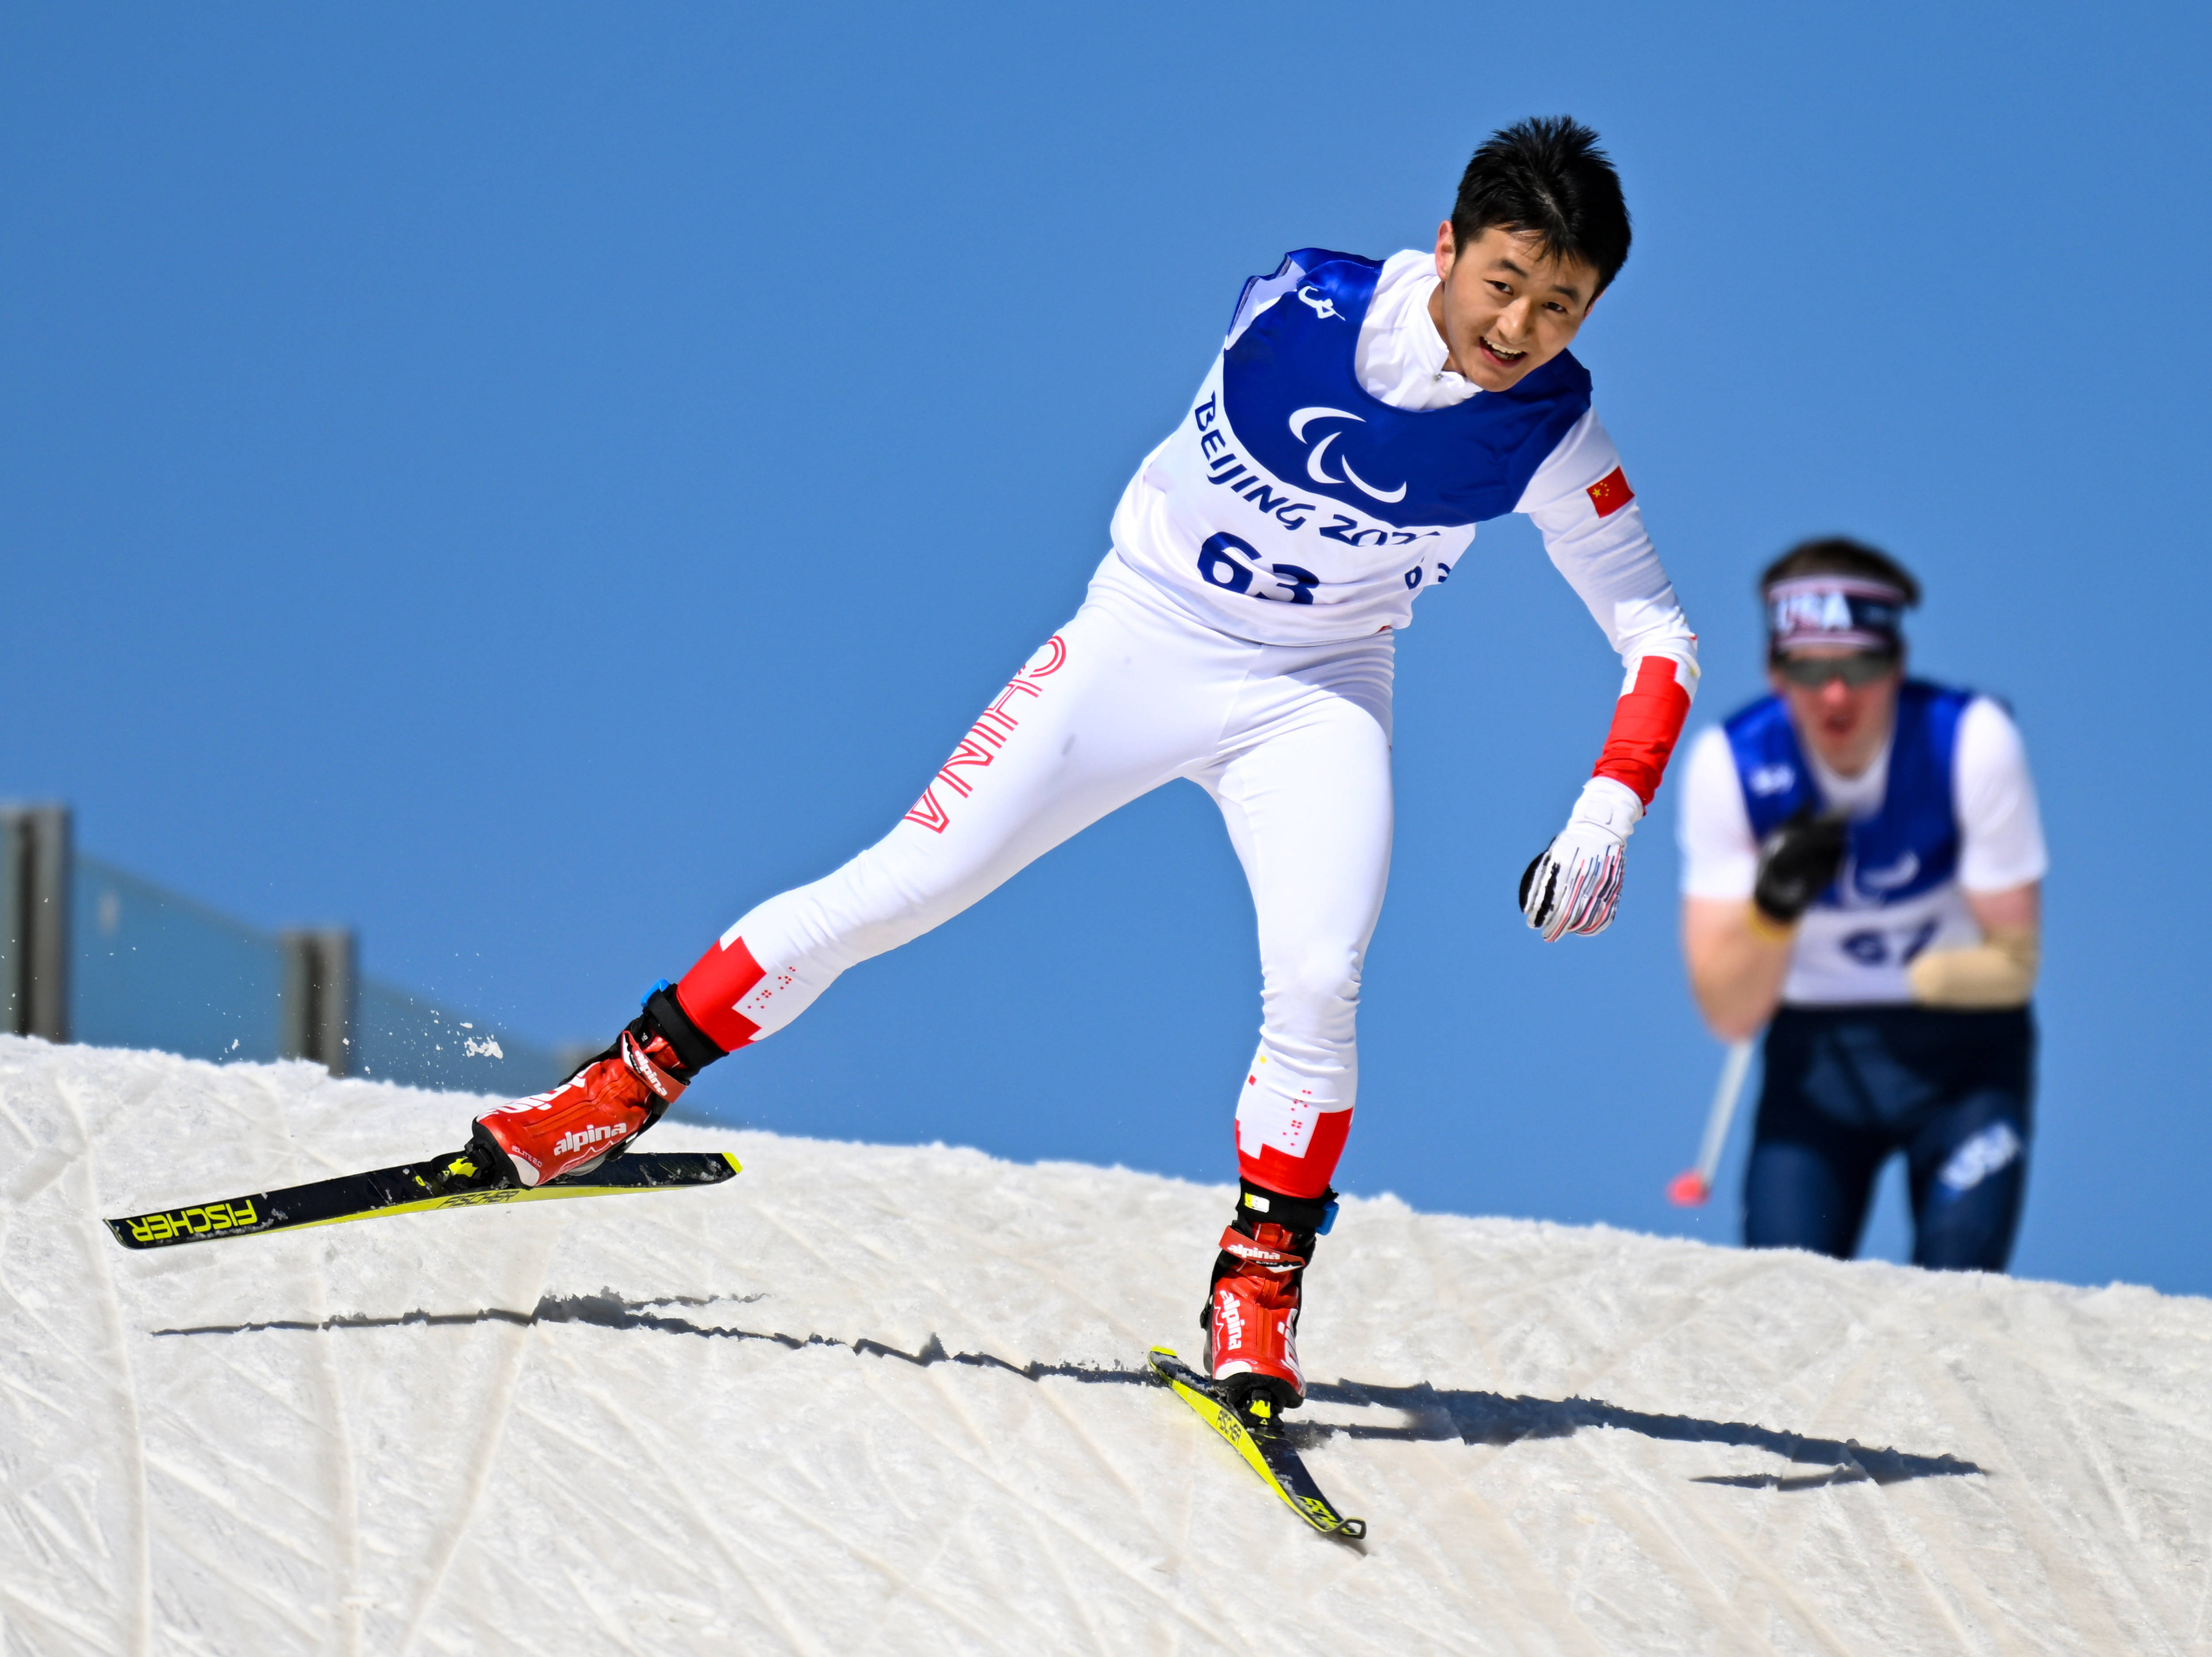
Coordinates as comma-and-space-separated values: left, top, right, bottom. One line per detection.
3, 1040, 2209, 1654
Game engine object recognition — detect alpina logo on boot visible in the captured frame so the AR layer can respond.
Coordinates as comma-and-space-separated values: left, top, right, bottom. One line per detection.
553, 1121, 630, 1158
1218, 1291, 1247, 1349
1221, 1234, 1300, 1270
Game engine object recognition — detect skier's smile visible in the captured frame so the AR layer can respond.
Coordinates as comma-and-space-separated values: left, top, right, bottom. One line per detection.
1428, 222, 1599, 393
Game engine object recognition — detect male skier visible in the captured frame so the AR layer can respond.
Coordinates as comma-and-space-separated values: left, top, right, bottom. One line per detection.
1677, 539, 2046, 1268
464, 118, 1700, 1419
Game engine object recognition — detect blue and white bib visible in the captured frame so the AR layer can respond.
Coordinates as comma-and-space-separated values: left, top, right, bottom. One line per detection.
1109, 249, 1593, 643
1727, 681, 1983, 1005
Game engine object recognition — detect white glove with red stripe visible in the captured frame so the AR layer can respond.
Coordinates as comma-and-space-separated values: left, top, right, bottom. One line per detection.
1519, 776, 1644, 941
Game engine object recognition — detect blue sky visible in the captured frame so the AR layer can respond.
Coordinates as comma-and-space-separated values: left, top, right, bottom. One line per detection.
5, 2, 2208, 1292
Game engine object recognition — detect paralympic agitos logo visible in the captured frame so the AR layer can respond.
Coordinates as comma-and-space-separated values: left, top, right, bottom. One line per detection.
1286, 407, 1407, 505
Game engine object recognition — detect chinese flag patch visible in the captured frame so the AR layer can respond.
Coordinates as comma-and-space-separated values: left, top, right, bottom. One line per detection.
1586, 466, 1635, 518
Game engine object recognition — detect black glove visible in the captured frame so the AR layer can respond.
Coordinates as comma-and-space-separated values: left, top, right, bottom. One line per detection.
1752, 805, 1847, 925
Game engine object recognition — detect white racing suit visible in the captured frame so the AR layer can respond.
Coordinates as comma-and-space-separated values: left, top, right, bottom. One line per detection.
673, 248, 1698, 1198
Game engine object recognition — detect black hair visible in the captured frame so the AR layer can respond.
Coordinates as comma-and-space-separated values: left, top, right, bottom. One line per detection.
1450, 117, 1632, 293
1759, 537, 1923, 607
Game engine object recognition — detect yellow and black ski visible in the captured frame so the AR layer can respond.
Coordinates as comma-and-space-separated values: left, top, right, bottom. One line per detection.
1148, 1346, 1367, 1540
105, 1148, 742, 1250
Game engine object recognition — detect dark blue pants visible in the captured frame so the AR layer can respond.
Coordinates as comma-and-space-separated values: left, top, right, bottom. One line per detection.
1743, 1004, 2034, 1271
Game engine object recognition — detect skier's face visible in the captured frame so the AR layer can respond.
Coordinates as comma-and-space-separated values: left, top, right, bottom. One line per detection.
1429, 223, 1600, 392
1771, 650, 1905, 778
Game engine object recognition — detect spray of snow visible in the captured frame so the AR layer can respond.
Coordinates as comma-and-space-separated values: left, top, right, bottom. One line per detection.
0, 1036, 2202, 1653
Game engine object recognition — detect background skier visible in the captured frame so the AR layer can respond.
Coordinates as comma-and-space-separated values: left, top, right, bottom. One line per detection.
1677, 538, 2046, 1268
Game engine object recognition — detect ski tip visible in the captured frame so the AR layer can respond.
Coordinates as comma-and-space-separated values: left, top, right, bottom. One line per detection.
721, 1152, 744, 1176
1667, 1170, 1711, 1207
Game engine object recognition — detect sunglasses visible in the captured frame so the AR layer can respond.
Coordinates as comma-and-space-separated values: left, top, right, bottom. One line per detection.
1774, 653, 1897, 689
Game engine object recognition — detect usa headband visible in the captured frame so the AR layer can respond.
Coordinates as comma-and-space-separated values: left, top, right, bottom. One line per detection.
1765, 576, 1907, 656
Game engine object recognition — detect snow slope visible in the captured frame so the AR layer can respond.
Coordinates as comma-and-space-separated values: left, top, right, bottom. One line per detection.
2, 1039, 2208, 1655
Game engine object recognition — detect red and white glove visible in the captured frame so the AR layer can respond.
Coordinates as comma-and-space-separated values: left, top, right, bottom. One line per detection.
1519, 776, 1644, 941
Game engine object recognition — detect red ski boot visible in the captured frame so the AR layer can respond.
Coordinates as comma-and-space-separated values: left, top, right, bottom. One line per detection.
471, 984, 725, 1187
1203, 1180, 1337, 1422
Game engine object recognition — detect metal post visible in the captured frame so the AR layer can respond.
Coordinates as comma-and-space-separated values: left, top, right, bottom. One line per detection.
0, 815, 17, 1036
280, 928, 357, 1075
0, 805, 72, 1042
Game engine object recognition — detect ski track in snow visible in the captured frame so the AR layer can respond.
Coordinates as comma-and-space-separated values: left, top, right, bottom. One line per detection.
2, 1038, 2209, 1654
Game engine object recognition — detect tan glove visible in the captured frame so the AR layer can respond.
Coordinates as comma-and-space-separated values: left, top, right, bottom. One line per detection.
1908, 925, 2039, 1009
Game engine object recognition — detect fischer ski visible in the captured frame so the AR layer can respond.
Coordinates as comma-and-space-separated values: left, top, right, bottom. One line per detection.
104, 1147, 741, 1251
1148, 1346, 1366, 1540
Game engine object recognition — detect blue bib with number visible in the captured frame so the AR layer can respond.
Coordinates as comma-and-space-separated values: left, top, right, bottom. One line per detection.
1726, 681, 1972, 913
1219, 250, 1593, 530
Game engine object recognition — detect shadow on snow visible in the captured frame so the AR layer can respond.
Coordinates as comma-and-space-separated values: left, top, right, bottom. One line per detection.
155, 1289, 1982, 1490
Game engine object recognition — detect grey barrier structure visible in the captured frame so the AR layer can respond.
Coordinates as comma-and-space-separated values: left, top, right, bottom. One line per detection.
7, 802, 571, 1095
280, 928, 357, 1074
1, 804, 73, 1042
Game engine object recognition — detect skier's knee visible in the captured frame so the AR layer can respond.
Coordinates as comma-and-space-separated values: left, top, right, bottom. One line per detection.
1265, 941, 1363, 1027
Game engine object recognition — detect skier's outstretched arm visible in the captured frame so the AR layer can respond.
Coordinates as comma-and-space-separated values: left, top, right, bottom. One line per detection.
1511, 412, 1699, 940
1908, 881, 2039, 1006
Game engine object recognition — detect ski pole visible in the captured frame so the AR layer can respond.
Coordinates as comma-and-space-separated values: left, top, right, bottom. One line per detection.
1667, 1039, 1755, 1207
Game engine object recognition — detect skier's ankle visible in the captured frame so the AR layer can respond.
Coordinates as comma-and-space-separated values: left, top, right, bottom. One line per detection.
627, 980, 726, 1083
1228, 1178, 1336, 1245
1206, 1178, 1336, 1306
